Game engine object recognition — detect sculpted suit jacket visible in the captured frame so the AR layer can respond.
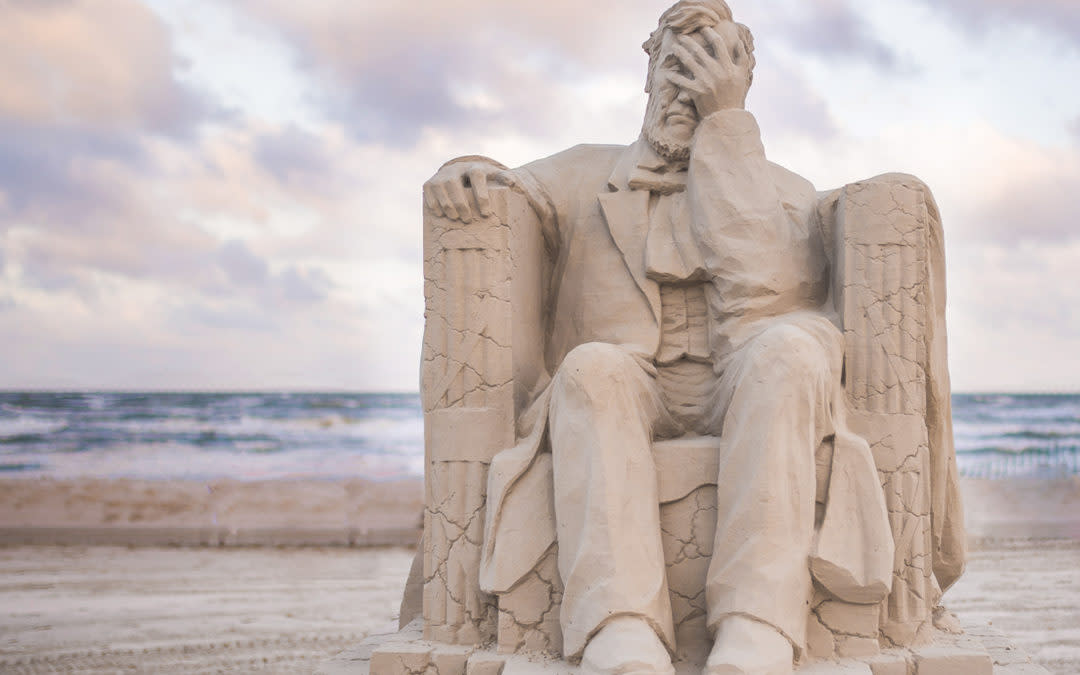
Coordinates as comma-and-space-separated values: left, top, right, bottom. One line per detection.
475, 110, 964, 605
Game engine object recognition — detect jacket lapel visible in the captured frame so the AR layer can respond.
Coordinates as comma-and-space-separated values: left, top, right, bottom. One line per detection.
598, 189, 661, 326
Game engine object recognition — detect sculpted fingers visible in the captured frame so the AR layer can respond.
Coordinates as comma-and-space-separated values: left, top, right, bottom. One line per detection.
667, 71, 705, 96
431, 181, 461, 221
424, 182, 444, 218
700, 26, 735, 71
446, 177, 474, 222
424, 160, 509, 222
677, 32, 718, 73
671, 29, 747, 114
671, 40, 709, 82
467, 168, 491, 217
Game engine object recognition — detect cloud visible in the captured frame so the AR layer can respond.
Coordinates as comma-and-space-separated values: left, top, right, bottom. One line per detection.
276, 265, 332, 304
2, 134, 219, 291
0, 0, 215, 136
214, 240, 334, 306
228, 1, 667, 147
227, 0, 887, 150
217, 240, 269, 286
750, 58, 840, 141
0, 289, 382, 389
923, 0, 1080, 46
1071, 115, 1080, 143
771, 0, 897, 69
940, 130, 1080, 245
969, 167, 1080, 245
0, 119, 145, 228
771, 118, 1080, 245
253, 125, 333, 187
947, 240, 1080, 391
0, 0, 228, 289
0, 0, 1074, 392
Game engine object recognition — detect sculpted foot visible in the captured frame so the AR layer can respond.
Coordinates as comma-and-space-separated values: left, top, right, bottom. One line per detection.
705, 616, 793, 675
580, 616, 675, 675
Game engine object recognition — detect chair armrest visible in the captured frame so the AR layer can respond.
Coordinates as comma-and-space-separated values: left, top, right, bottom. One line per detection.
822, 173, 934, 416
421, 186, 548, 438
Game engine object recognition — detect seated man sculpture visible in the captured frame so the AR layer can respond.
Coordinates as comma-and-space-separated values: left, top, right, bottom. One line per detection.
418, 1, 964, 674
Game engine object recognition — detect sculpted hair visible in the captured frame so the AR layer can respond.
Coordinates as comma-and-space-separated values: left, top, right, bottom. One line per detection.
642, 0, 756, 91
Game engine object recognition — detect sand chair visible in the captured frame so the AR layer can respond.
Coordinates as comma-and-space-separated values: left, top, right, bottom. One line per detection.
397, 174, 965, 672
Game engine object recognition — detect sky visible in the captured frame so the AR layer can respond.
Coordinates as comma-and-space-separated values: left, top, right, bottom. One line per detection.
0, 0, 1078, 393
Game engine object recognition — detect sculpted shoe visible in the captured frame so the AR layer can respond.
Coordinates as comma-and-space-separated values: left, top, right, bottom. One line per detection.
705, 616, 793, 675
580, 616, 675, 675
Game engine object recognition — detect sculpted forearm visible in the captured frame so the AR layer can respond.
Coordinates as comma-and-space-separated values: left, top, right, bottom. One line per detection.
688, 111, 791, 258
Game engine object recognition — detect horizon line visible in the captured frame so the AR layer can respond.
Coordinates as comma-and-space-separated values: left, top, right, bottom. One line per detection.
1, 388, 1078, 396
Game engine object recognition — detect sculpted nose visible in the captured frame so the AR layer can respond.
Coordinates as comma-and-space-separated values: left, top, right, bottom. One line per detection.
676, 88, 693, 105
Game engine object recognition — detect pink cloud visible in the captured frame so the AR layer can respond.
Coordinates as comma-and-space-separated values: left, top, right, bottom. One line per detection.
0, 0, 209, 133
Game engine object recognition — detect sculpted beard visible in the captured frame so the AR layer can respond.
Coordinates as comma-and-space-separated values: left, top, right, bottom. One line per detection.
642, 88, 693, 163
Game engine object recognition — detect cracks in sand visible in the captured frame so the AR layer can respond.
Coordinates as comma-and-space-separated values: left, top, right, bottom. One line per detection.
497, 546, 563, 654
660, 488, 717, 566
811, 604, 875, 641
423, 461, 496, 640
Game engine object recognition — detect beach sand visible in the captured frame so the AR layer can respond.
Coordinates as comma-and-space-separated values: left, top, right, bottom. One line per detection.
0, 545, 413, 674
0, 477, 424, 547
0, 477, 1078, 674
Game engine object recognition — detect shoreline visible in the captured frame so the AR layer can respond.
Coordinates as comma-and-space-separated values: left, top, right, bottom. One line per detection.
2, 476, 1079, 547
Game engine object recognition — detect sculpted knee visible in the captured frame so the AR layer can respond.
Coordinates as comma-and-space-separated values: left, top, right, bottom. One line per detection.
553, 342, 637, 399
745, 324, 830, 385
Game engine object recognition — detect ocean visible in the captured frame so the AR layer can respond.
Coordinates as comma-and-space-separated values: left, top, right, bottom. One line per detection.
0, 392, 1077, 482
0, 392, 423, 481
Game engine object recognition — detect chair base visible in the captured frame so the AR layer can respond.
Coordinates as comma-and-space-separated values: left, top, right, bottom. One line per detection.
320, 619, 1044, 675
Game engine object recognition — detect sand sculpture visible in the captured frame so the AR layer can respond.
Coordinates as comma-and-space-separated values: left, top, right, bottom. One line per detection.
363, 1, 1000, 673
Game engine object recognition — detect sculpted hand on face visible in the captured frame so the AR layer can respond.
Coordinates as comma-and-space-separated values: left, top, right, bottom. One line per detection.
668, 24, 751, 118
644, 21, 753, 161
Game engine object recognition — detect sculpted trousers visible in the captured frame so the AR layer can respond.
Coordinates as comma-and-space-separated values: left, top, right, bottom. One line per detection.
547, 317, 841, 658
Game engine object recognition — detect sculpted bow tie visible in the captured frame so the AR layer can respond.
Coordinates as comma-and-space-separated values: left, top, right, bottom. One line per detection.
627, 152, 688, 195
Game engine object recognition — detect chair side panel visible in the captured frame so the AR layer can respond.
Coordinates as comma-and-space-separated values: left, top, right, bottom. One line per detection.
835, 180, 938, 647
421, 189, 536, 644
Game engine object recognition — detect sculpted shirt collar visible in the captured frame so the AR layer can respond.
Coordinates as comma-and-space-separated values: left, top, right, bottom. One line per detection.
607, 137, 688, 195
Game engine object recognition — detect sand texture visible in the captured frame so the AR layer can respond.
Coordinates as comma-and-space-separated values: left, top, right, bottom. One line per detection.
0, 478, 1078, 672
962, 477, 1080, 540
0, 542, 1076, 674
948, 539, 1080, 674
0, 545, 414, 674
0, 478, 424, 546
